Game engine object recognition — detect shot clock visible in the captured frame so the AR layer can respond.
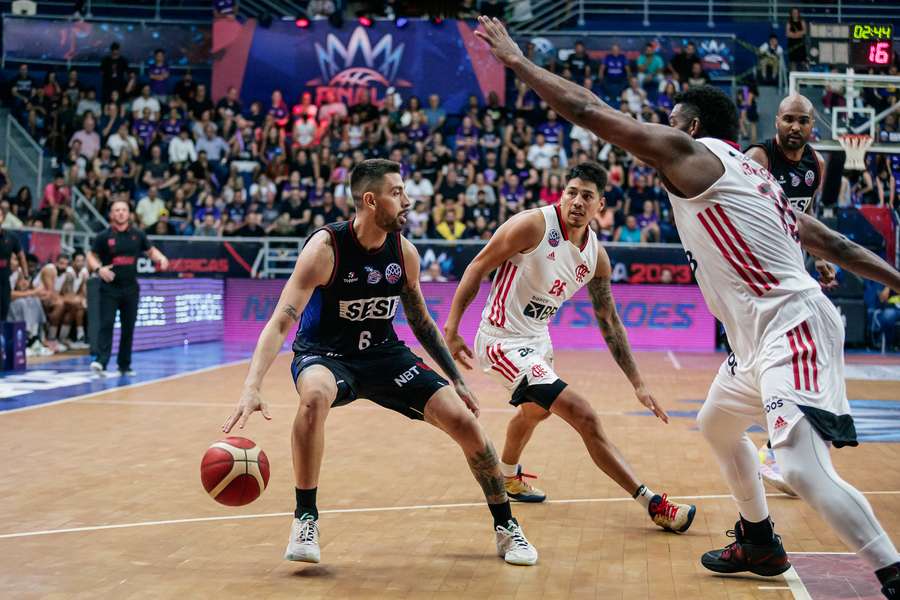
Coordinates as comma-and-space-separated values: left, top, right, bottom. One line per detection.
850, 23, 893, 68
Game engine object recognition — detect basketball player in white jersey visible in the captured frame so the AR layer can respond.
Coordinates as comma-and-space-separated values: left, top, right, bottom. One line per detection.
475, 16, 900, 597
445, 162, 697, 534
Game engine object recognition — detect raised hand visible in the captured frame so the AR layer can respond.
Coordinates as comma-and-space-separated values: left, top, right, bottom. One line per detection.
474, 16, 525, 67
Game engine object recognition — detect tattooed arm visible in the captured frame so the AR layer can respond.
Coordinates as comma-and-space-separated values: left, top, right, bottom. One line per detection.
588, 248, 669, 422
399, 237, 481, 416
223, 230, 334, 432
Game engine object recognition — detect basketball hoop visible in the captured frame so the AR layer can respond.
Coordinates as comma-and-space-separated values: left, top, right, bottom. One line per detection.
837, 134, 873, 170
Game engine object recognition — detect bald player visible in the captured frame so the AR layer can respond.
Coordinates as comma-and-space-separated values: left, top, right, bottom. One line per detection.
747, 94, 836, 497
746, 94, 824, 216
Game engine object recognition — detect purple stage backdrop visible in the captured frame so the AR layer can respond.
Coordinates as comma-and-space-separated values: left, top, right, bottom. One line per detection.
224, 279, 715, 352
112, 279, 224, 352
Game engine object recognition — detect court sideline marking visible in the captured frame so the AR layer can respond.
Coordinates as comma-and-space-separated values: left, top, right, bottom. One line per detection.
2, 490, 898, 540
667, 350, 682, 370
0, 358, 252, 415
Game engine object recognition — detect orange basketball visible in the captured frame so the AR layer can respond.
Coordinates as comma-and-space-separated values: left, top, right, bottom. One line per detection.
201, 437, 270, 506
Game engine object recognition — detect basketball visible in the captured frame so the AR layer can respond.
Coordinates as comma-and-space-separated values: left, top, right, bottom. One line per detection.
201, 437, 270, 506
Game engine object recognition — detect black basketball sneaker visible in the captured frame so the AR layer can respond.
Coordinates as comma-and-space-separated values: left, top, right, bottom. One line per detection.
701, 520, 791, 577
880, 567, 900, 599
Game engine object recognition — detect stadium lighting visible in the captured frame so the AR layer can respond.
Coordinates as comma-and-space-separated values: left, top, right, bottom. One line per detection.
395, 17, 409, 28
295, 17, 310, 28
358, 15, 373, 27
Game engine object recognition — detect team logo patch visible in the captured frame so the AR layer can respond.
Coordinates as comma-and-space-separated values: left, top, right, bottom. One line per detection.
365, 266, 382, 284
790, 173, 801, 187
531, 364, 548, 378
344, 271, 358, 284
805, 169, 815, 186
108, 239, 116, 247
575, 264, 590, 283
548, 229, 560, 247
384, 262, 402, 284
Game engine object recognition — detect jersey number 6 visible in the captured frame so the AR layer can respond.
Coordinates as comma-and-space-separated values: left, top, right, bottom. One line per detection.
358, 330, 371, 350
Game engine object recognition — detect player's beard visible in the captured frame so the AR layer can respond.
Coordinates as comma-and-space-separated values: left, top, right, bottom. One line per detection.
779, 131, 807, 152
375, 207, 405, 232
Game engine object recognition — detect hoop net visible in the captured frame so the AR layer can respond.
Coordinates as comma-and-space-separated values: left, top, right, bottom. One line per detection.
837, 134, 873, 170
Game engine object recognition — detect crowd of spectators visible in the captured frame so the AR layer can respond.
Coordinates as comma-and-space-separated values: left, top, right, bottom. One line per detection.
3, 36, 716, 248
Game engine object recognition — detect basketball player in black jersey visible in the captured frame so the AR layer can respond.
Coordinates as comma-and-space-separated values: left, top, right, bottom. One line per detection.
746, 94, 837, 497
223, 159, 538, 566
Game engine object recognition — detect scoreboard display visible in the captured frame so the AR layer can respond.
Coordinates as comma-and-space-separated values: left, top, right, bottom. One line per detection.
850, 23, 893, 68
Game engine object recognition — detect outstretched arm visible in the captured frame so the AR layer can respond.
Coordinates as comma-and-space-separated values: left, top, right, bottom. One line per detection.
223, 230, 334, 432
797, 212, 900, 291
474, 16, 720, 198
588, 249, 668, 422
399, 237, 481, 416
443, 210, 545, 367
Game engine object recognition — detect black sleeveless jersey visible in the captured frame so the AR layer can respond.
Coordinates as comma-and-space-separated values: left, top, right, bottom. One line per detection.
746, 138, 821, 214
292, 221, 407, 358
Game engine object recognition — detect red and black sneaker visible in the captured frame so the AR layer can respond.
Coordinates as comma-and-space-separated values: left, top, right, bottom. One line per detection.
701, 521, 791, 577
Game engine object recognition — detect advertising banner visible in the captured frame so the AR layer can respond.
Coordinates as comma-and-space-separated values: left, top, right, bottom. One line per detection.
212, 18, 505, 114
109, 278, 224, 352
2, 16, 211, 66
138, 238, 261, 278
224, 279, 715, 352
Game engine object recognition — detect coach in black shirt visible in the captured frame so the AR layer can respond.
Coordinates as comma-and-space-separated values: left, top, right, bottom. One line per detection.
0, 209, 28, 321
87, 199, 169, 376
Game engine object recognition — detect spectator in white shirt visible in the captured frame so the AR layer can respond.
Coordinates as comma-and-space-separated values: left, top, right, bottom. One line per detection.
293, 115, 317, 148
106, 122, 139, 158
527, 133, 566, 171
136, 185, 166, 228
168, 127, 197, 165
70, 113, 101, 160
621, 77, 648, 115
404, 170, 435, 205
131, 84, 161, 121
569, 124, 598, 155
465, 172, 497, 206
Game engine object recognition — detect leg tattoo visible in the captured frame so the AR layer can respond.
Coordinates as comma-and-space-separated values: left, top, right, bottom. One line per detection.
466, 442, 508, 504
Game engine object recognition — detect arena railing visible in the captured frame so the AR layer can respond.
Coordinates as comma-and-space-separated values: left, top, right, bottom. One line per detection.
508, 0, 900, 31
3, 113, 47, 211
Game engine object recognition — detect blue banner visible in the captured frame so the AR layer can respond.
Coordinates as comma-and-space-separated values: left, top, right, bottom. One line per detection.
212, 18, 505, 114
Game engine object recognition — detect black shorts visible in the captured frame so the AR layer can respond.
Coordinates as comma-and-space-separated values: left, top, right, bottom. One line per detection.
290, 343, 449, 420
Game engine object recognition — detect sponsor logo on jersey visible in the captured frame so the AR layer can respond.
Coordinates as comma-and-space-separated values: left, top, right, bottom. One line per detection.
524, 300, 558, 321
805, 169, 815, 186
575, 264, 589, 283
548, 229, 561, 247
790, 173, 801, 187
344, 271, 358, 284
531, 364, 548, 378
773, 415, 788, 430
338, 296, 399, 321
790, 196, 812, 213
546, 251, 556, 261
394, 365, 420, 387
517, 347, 535, 358
764, 397, 785, 413
385, 262, 402, 284
365, 266, 382, 284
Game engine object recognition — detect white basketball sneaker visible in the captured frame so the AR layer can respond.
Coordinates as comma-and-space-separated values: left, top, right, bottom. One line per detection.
758, 443, 798, 497
495, 519, 538, 566
284, 514, 320, 563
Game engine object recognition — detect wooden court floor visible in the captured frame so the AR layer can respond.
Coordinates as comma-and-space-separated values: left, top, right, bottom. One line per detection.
2, 350, 899, 599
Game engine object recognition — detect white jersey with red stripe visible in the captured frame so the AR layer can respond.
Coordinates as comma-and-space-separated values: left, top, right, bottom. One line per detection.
666, 137, 822, 364
479, 204, 599, 338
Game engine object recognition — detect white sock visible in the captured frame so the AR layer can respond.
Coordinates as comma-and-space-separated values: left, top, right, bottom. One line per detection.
60, 324, 71, 342
499, 461, 518, 478
76, 326, 84, 339
48, 325, 59, 340
634, 484, 656, 509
